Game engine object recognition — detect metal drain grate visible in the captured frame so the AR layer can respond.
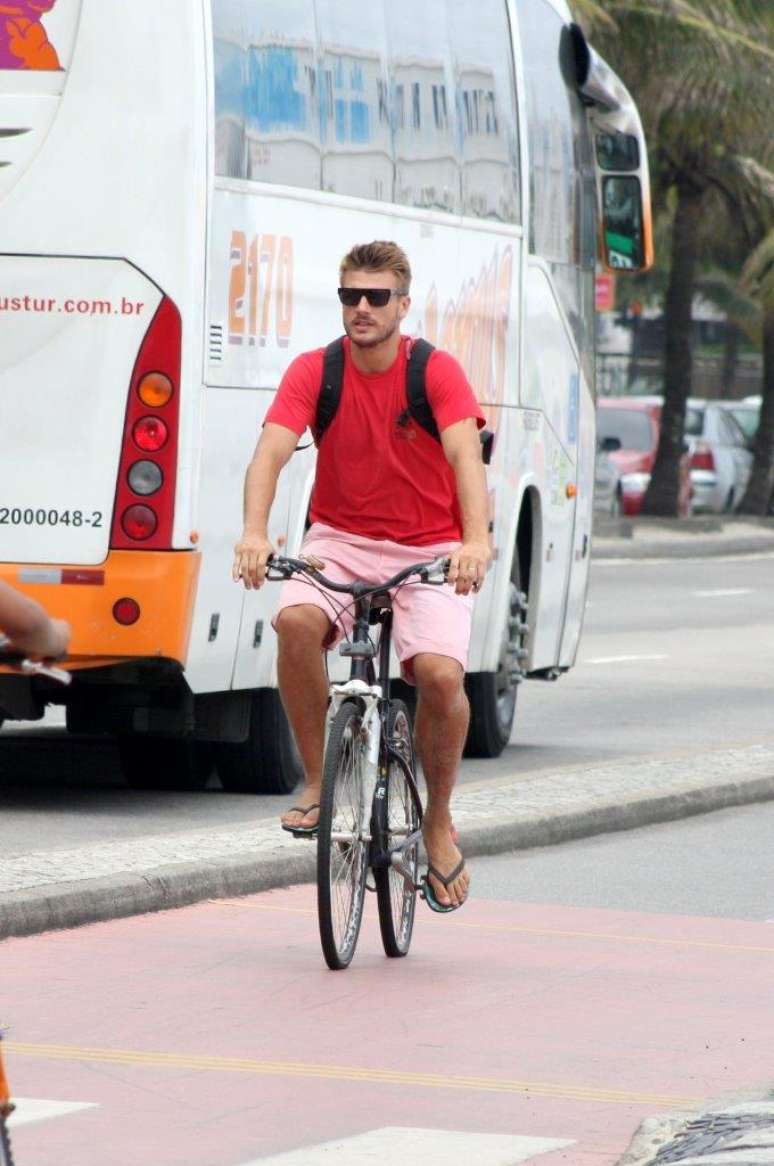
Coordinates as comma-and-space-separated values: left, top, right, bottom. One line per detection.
653, 1112, 774, 1162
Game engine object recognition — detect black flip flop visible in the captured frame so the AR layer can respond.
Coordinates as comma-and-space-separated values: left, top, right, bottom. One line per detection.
281, 803, 320, 838
421, 858, 467, 913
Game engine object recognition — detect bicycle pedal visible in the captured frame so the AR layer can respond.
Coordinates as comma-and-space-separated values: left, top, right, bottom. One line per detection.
289, 829, 318, 841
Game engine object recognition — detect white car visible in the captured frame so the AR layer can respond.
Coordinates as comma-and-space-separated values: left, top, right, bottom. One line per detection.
716, 398, 760, 445
685, 399, 753, 512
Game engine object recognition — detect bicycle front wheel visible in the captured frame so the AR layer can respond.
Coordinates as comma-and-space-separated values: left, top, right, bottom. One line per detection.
375, 700, 421, 958
317, 700, 370, 970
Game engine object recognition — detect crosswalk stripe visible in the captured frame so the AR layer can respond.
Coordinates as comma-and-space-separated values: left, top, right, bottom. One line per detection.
7, 1098, 98, 1128
239, 1127, 574, 1165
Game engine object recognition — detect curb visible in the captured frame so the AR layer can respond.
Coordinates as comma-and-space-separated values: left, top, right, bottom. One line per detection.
592, 535, 774, 560
3, 767, 774, 941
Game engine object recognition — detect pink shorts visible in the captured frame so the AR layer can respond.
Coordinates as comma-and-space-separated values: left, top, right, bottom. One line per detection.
272, 524, 474, 682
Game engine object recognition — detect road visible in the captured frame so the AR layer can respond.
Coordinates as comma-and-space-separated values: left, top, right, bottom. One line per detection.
2, 551, 774, 856
4, 803, 774, 1166
2, 549, 774, 1164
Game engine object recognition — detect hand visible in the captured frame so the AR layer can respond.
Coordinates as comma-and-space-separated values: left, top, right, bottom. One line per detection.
446, 540, 491, 596
232, 533, 275, 590
47, 619, 71, 659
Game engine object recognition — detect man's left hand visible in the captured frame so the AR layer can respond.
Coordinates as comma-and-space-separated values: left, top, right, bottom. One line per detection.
447, 540, 491, 596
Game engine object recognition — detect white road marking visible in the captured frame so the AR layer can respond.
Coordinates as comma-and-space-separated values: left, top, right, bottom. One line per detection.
242, 1127, 574, 1165
7, 1098, 98, 1128
585, 654, 668, 665
692, 588, 752, 598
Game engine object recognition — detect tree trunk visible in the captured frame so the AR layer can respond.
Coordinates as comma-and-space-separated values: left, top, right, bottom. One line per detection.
737, 308, 774, 515
641, 180, 704, 516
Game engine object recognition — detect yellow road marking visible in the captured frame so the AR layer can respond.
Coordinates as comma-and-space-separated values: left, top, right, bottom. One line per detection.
212, 901, 774, 954
5, 1042, 696, 1108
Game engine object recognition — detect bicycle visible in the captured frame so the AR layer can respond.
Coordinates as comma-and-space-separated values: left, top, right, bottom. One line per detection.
267, 552, 451, 971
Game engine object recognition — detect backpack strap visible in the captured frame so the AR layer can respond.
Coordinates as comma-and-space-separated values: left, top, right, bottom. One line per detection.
405, 338, 439, 441
313, 336, 346, 444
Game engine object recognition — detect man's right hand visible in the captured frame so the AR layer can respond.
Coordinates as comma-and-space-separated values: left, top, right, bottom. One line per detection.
232, 533, 275, 590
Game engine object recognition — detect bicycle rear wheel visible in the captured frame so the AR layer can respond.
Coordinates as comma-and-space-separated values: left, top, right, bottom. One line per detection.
317, 700, 370, 970
375, 700, 421, 958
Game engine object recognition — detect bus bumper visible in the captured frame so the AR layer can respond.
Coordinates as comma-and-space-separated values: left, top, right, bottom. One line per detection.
0, 550, 201, 671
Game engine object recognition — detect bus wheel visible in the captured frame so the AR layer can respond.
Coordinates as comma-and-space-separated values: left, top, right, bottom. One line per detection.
117, 736, 215, 792
215, 689, 302, 795
464, 568, 528, 759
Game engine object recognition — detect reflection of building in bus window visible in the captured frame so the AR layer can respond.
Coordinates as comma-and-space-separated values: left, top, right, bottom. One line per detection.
448, 0, 521, 223
392, 59, 459, 213
245, 40, 320, 190
213, 3, 246, 179
385, 0, 460, 215
317, 0, 393, 202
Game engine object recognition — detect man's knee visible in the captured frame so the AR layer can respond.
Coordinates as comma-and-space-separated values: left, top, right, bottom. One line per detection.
276, 605, 330, 654
413, 654, 466, 710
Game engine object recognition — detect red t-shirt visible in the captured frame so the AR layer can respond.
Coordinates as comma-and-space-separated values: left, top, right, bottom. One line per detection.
265, 336, 485, 545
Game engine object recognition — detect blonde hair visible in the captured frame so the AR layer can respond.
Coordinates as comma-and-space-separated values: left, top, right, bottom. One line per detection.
339, 241, 412, 290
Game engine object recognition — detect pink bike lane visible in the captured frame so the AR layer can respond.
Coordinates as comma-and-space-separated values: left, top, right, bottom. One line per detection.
2, 884, 773, 1165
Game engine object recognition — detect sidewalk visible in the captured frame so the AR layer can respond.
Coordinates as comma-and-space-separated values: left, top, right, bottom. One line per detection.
593, 515, 774, 560
3, 740, 774, 942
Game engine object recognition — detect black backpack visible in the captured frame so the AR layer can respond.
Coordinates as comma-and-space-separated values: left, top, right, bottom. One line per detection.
311, 335, 492, 463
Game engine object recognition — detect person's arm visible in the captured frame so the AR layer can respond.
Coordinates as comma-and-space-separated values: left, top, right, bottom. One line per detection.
440, 418, 491, 596
0, 581, 70, 657
232, 422, 300, 589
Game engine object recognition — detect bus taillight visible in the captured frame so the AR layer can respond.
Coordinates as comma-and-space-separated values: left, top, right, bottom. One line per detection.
110, 297, 181, 549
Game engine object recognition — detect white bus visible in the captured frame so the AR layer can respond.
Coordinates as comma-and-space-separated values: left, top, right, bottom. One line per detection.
0, 0, 651, 791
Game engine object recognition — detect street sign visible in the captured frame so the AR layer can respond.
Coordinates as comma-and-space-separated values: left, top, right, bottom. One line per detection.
595, 273, 616, 312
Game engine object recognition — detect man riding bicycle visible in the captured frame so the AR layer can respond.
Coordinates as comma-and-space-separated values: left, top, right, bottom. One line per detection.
233, 240, 490, 911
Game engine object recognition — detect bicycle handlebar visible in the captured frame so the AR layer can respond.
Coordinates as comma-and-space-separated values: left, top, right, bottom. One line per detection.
0, 636, 72, 686
265, 553, 450, 596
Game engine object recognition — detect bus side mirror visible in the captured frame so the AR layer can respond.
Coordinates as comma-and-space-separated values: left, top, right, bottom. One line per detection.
594, 127, 653, 274
601, 175, 647, 272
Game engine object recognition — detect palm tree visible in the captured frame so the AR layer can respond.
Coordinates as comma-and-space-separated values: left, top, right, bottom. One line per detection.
736, 225, 774, 512
577, 1, 774, 514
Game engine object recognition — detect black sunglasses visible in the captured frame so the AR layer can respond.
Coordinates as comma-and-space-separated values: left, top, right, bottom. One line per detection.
337, 287, 408, 308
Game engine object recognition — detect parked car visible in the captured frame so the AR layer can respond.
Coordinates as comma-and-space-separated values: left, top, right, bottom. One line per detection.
594, 435, 623, 517
596, 397, 692, 516
716, 397, 760, 445
684, 399, 753, 512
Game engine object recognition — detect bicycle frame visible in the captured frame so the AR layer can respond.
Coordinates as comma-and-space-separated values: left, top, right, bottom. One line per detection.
267, 554, 445, 873
327, 586, 423, 878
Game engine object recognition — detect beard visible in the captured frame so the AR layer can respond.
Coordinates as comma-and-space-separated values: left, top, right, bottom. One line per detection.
344, 312, 400, 350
